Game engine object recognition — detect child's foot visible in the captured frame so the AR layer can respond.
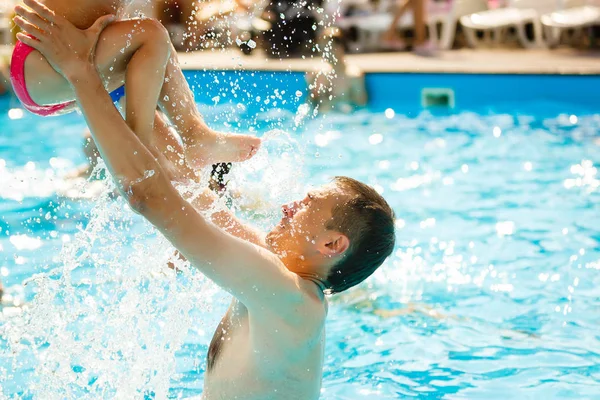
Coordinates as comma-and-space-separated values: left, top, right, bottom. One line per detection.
184, 130, 261, 168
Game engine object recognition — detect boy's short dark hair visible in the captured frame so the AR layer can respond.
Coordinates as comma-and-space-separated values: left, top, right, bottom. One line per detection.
324, 177, 396, 294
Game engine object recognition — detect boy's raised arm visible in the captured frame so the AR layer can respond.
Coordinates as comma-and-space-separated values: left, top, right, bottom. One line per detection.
15, 1, 313, 319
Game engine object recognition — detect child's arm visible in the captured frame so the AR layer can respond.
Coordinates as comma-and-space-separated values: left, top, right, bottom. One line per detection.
189, 189, 267, 248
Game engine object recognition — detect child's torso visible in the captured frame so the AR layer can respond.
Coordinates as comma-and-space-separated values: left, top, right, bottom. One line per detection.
40, 0, 126, 29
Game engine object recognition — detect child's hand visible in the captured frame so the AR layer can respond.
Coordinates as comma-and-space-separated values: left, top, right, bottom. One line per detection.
190, 188, 219, 212
13, 0, 114, 81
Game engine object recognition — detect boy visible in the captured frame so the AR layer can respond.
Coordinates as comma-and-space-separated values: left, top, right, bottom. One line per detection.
16, 4, 397, 399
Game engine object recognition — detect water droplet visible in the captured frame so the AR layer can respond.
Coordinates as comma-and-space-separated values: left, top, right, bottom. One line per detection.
8, 108, 24, 120
369, 134, 383, 145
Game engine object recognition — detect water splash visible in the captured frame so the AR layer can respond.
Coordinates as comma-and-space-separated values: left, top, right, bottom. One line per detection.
228, 129, 307, 218
1, 164, 219, 398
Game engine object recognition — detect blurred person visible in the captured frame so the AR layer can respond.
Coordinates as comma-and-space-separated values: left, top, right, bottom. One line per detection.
155, 0, 251, 51
0, 8, 17, 96
307, 27, 367, 112
381, 0, 436, 55
59, 129, 114, 199
12, 0, 260, 170
20, 8, 397, 399
155, 0, 201, 51
0, 58, 11, 96
262, 0, 323, 58
65, 129, 101, 180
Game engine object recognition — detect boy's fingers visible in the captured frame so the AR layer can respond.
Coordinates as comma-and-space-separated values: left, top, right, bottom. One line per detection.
23, 0, 57, 23
13, 16, 45, 39
14, 5, 51, 31
88, 14, 115, 41
90, 14, 115, 33
16, 32, 44, 52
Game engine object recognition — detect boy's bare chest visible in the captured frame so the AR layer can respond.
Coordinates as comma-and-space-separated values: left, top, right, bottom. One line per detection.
206, 302, 250, 375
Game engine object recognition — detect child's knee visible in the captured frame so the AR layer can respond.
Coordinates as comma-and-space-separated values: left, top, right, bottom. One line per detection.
134, 19, 172, 63
139, 19, 171, 49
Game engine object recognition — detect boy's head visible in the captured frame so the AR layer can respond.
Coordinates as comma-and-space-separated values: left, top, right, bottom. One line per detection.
266, 176, 396, 294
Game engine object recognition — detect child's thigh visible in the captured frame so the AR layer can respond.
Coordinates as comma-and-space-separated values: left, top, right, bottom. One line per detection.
95, 18, 170, 82
24, 18, 169, 106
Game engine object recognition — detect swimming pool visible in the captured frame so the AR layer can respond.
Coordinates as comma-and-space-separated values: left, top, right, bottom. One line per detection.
1, 72, 599, 399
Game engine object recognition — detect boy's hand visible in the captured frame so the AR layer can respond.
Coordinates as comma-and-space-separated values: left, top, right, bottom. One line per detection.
13, 0, 114, 82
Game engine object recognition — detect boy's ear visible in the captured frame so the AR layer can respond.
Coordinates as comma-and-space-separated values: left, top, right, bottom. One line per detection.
320, 232, 349, 257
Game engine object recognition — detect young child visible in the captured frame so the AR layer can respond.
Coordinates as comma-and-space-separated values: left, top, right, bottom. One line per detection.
12, 0, 260, 169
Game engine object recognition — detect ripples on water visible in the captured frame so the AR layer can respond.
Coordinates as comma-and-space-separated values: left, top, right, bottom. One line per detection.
0, 105, 599, 399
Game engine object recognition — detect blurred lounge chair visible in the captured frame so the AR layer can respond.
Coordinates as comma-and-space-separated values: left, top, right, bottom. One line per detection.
431, 0, 489, 50
541, 0, 600, 47
460, 0, 558, 48
335, 0, 488, 52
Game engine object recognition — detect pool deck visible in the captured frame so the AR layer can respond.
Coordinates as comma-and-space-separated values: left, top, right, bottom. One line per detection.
1, 45, 599, 75
177, 48, 600, 75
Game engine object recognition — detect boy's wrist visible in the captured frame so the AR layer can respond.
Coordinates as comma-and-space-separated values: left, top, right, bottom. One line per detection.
64, 63, 98, 86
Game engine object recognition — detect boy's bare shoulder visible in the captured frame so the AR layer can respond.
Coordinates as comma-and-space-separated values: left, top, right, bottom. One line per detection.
296, 277, 328, 321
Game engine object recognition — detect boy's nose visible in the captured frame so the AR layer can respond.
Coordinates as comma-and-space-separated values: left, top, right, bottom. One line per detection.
282, 201, 300, 217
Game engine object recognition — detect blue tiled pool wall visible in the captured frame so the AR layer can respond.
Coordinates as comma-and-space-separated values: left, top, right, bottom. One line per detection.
364, 73, 600, 114
182, 70, 307, 113
182, 70, 600, 115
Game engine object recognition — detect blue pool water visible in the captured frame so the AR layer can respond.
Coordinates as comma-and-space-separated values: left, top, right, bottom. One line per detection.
1, 72, 600, 399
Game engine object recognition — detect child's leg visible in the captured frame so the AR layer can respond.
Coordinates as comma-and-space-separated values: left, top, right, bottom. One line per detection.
97, 19, 171, 147
155, 42, 260, 168
151, 110, 196, 182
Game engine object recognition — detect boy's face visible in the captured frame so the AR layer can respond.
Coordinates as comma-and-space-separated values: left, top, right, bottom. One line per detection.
266, 183, 349, 268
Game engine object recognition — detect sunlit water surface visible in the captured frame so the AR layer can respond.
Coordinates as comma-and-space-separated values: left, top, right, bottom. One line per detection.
0, 97, 599, 399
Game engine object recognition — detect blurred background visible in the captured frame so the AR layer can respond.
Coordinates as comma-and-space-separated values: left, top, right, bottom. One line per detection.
0, 0, 599, 81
